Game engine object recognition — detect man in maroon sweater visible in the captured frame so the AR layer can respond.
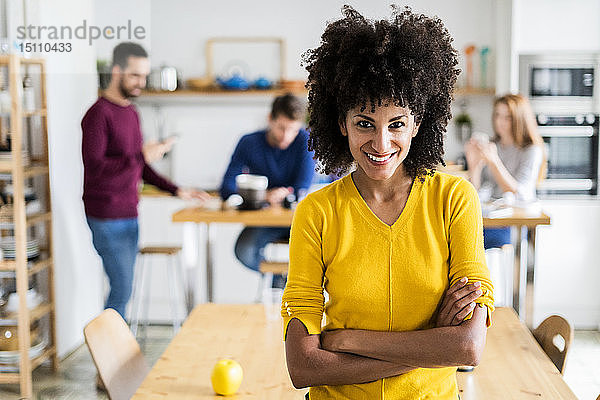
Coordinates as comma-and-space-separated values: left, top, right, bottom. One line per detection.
82, 42, 208, 318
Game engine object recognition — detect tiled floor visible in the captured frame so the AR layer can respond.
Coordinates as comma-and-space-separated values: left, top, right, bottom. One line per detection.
564, 330, 600, 400
0, 327, 598, 399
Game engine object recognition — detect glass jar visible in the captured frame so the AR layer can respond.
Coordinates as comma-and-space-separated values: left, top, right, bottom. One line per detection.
22, 75, 35, 112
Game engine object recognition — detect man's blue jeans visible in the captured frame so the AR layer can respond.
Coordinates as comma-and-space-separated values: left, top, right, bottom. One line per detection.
483, 227, 511, 249
87, 216, 139, 318
234, 227, 290, 288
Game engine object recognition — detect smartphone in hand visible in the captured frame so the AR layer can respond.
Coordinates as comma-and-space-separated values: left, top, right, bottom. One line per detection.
161, 134, 180, 145
159, 134, 179, 158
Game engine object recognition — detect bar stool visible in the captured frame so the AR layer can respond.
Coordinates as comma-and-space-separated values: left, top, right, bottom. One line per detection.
129, 246, 186, 339
255, 261, 289, 302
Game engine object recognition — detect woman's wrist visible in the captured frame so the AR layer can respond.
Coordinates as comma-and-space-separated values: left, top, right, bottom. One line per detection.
321, 329, 352, 353
469, 163, 483, 173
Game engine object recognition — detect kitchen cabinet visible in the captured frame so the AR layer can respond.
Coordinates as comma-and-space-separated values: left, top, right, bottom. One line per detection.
534, 198, 600, 329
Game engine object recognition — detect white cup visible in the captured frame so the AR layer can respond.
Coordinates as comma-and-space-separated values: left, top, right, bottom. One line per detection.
235, 174, 268, 190
471, 131, 490, 145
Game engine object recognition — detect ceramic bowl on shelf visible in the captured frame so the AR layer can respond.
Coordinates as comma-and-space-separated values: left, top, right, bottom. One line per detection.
4, 289, 43, 313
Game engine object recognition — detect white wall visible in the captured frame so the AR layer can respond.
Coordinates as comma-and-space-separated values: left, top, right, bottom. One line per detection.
95, 0, 495, 81
514, 0, 600, 53
31, 0, 103, 357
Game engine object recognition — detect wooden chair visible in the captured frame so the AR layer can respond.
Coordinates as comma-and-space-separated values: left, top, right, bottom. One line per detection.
532, 315, 573, 374
84, 308, 150, 400
254, 239, 290, 301
255, 261, 289, 302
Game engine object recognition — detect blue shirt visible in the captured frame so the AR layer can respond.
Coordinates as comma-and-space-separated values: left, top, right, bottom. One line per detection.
220, 129, 315, 199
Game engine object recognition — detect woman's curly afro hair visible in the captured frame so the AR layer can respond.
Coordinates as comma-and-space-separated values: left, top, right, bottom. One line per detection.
303, 5, 459, 179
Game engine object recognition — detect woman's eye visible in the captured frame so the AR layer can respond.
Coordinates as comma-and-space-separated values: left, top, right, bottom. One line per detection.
357, 120, 373, 128
389, 121, 405, 129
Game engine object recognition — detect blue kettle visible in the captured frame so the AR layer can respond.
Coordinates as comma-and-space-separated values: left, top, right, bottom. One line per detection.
216, 73, 250, 91
254, 76, 273, 90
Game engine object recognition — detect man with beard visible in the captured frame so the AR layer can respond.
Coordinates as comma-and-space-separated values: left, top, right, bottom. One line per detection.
81, 42, 209, 319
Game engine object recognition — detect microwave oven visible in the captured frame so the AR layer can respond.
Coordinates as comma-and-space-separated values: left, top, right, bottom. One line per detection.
519, 53, 600, 114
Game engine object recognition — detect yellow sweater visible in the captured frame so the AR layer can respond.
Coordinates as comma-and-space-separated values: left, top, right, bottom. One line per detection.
282, 171, 494, 400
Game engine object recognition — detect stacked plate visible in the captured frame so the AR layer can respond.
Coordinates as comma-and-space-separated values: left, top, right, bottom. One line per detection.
0, 150, 30, 167
0, 238, 40, 260
0, 339, 47, 371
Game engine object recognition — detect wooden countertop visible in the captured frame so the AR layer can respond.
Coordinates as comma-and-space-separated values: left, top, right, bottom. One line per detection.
172, 204, 550, 228
172, 206, 293, 227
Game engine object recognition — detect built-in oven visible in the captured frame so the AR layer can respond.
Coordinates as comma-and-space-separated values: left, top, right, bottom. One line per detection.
536, 114, 598, 195
520, 53, 600, 115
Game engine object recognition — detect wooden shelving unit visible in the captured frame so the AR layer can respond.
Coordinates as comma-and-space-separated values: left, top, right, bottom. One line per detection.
136, 86, 494, 99
454, 86, 496, 96
138, 87, 308, 98
0, 55, 57, 398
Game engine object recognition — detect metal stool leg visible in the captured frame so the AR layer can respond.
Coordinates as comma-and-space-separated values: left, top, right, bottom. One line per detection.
255, 273, 274, 303
166, 255, 180, 333
255, 273, 265, 303
130, 254, 146, 337
141, 256, 153, 344
173, 253, 188, 317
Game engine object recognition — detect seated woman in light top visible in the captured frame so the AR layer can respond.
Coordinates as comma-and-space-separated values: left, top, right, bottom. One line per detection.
282, 6, 494, 399
465, 94, 544, 248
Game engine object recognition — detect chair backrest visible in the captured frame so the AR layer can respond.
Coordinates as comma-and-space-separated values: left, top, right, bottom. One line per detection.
532, 315, 573, 374
84, 309, 150, 400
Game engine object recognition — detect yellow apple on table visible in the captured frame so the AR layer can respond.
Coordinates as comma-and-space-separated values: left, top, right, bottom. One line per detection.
211, 358, 244, 395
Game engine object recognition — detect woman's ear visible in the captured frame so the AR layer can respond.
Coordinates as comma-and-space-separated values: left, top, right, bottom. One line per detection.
412, 123, 420, 138
339, 118, 348, 137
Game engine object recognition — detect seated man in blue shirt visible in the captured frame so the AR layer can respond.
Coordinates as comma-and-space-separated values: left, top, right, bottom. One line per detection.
220, 94, 315, 288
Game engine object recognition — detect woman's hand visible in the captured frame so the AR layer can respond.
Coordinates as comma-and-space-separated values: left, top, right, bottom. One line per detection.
266, 187, 293, 206
477, 141, 500, 166
464, 139, 485, 170
435, 277, 483, 328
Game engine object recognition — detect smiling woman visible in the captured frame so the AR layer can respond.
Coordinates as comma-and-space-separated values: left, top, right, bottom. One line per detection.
281, 5, 494, 400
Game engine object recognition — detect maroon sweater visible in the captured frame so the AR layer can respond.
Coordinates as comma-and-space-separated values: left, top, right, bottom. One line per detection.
81, 97, 178, 219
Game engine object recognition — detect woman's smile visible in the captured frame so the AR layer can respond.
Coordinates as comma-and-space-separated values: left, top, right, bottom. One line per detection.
364, 151, 398, 165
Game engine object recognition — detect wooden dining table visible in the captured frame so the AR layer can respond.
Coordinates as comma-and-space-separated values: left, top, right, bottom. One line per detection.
132, 305, 576, 399
172, 205, 550, 327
